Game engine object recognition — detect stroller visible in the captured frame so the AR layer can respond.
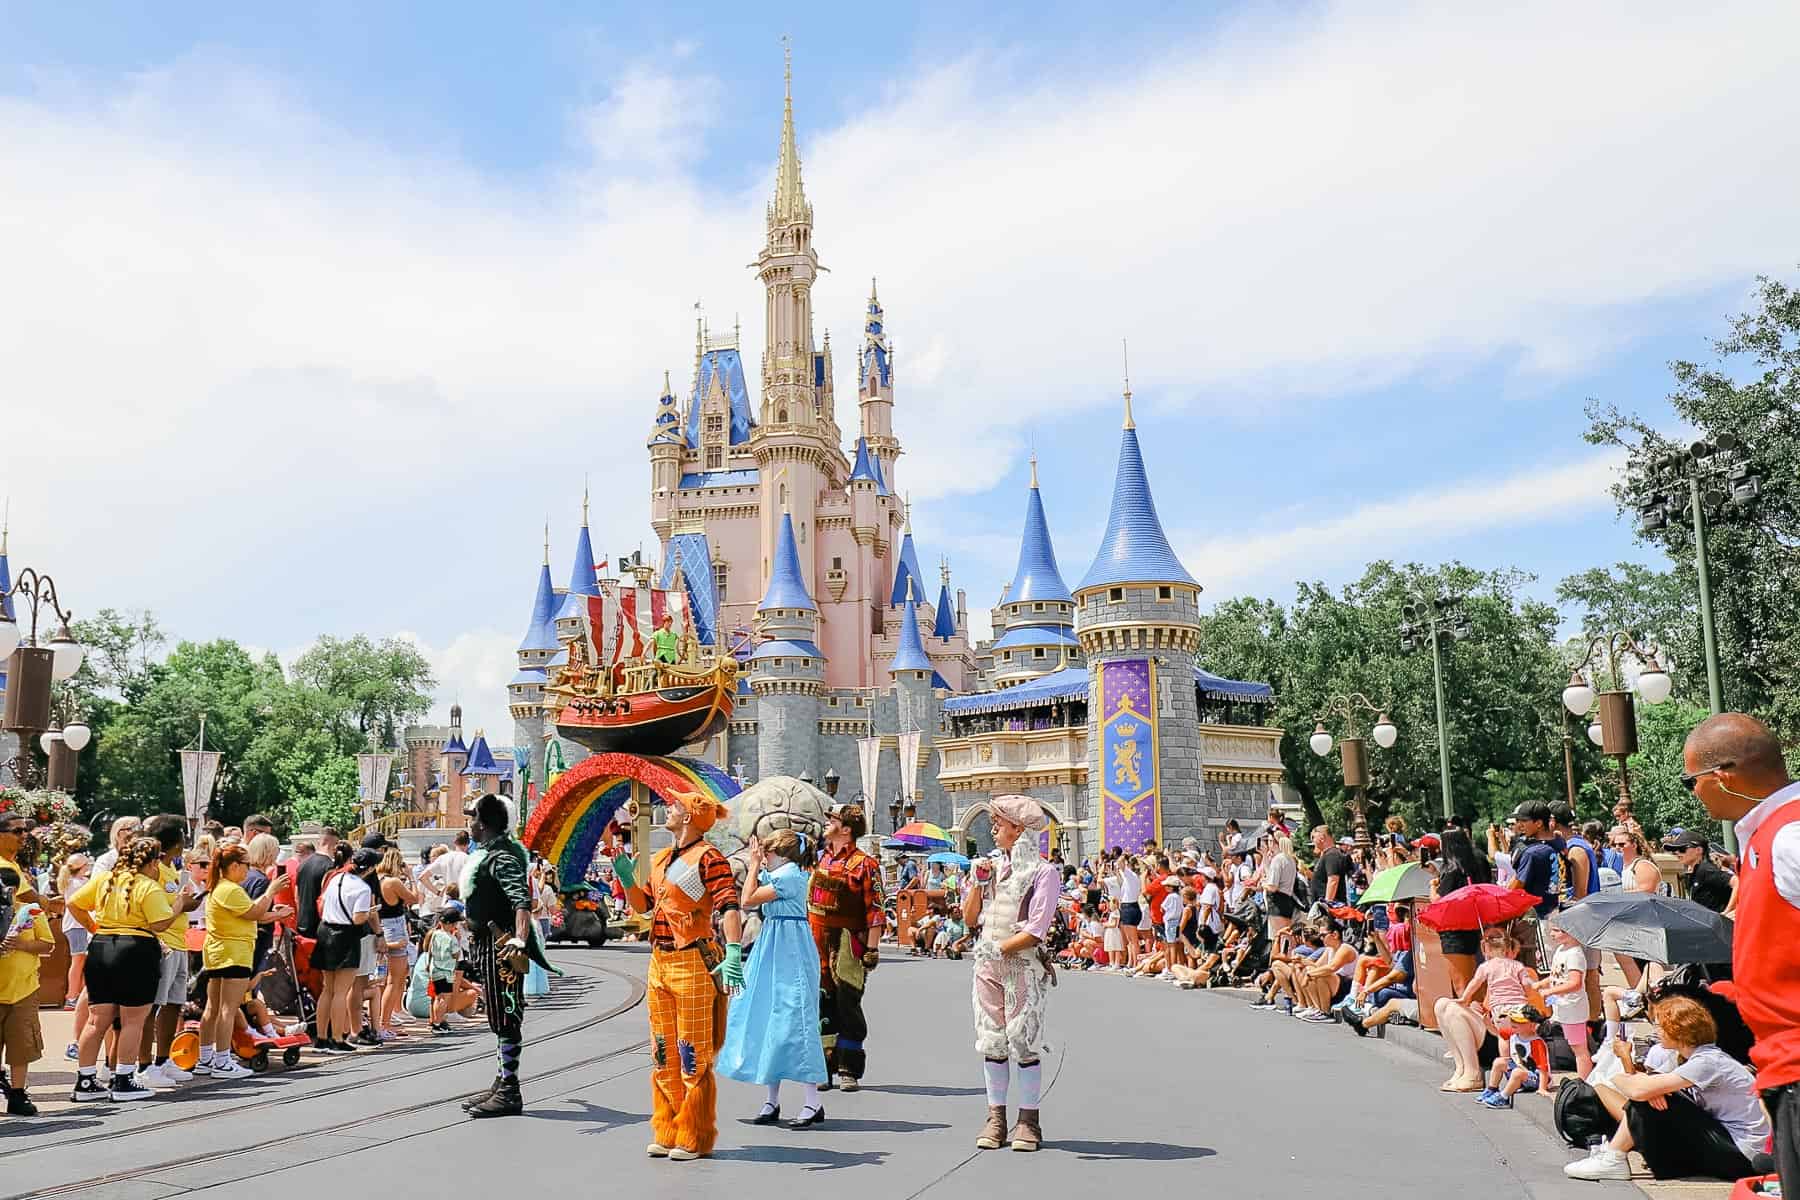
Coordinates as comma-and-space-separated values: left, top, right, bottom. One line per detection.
171, 925, 314, 1072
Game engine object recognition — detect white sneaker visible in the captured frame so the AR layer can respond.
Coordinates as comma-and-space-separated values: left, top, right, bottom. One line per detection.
192, 1059, 214, 1077
142, 1063, 190, 1088
1563, 1149, 1629, 1180
209, 1059, 256, 1080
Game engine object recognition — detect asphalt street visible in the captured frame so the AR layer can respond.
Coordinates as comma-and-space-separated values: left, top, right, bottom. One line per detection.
1, 946, 1634, 1200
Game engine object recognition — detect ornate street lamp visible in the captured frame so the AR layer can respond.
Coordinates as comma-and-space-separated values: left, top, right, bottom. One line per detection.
1308, 693, 1397, 845
823, 767, 840, 798
2, 564, 86, 789
1562, 632, 1671, 814
1399, 593, 1472, 820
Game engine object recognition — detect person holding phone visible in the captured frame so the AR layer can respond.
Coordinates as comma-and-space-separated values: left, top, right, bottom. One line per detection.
197, 844, 292, 1079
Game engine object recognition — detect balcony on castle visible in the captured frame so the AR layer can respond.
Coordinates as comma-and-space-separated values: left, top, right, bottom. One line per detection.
937, 723, 1088, 793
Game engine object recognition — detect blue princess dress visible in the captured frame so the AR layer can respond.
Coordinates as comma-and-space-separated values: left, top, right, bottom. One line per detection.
718, 861, 828, 1085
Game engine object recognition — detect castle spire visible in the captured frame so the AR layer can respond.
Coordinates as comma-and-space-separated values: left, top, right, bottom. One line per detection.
770, 36, 810, 228
758, 508, 816, 612
1121, 338, 1135, 430
543, 519, 550, 566
1006, 463, 1073, 604
933, 559, 958, 639
889, 578, 932, 675
1077, 399, 1198, 593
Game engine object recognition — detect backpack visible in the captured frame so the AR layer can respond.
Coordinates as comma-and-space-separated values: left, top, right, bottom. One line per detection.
1552, 1078, 1618, 1148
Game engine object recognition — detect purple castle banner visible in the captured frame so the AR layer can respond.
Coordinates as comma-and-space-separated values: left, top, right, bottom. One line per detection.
1098, 659, 1161, 851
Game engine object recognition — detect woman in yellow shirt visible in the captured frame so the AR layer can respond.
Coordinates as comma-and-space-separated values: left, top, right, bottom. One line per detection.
199, 844, 292, 1080
67, 836, 177, 1101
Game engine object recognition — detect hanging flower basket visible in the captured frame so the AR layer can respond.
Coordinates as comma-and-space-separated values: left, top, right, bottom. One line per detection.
0, 788, 80, 825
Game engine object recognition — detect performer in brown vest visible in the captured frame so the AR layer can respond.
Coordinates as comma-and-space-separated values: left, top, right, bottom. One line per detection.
808, 804, 885, 1091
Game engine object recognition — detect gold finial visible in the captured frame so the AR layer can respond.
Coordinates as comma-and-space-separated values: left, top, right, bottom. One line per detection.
662, 368, 672, 398
543, 518, 550, 566
940, 555, 950, 586
582, 477, 590, 526
904, 492, 912, 532
1029, 453, 1039, 489
1, 496, 8, 556
1122, 338, 1135, 430
783, 33, 792, 97
772, 37, 807, 223
905, 576, 914, 603
869, 276, 879, 305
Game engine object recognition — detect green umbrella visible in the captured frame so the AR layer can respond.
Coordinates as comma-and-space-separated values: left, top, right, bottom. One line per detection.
1357, 862, 1434, 906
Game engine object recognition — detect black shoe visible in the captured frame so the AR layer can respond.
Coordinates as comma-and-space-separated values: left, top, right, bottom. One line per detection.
751, 1105, 782, 1125
787, 1104, 825, 1130
1344, 1010, 1368, 1038
468, 1078, 522, 1118
462, 1078, 501, 1112
6, 1088, 38, 1116
353, 1030, 382, 1048
109, 1074, 157, 1102
70, 1076, 110, 1104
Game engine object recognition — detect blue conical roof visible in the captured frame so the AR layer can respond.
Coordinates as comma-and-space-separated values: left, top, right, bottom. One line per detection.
889, 583, 932, 674
461, 732, 506, 777
933, 578, 958, 639
567, 524, 600, 597
444, 730, 468, 757
889, 529, 927, 607
1007, 474, 1073, 605
758, 512, 816, 612
1078, 426, 1197, 592
517, 563, 560, 653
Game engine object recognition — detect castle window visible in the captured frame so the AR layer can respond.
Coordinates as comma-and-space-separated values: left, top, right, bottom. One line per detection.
706, 447, 723, 469
832, 556, 842, 570
1034, 648, 1046, 659
706, 414, 723, 436
778, 408, 789, 424
713, 561, 728, 600
1108, 587, 1124, 603
799, 523, 806, 544
1158, 585, 1173, 600
779, 483, 787, 507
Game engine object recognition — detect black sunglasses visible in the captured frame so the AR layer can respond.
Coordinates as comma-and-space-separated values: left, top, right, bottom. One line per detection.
1680, 763, 1733, 793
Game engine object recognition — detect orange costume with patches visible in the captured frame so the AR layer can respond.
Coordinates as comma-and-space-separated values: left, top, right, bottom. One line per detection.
635, 793, 739, 1159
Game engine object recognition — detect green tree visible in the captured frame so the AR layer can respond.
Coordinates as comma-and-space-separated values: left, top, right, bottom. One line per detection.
1584, 273, 1800, 735
1555, 564, 1704, 703
1199, 561, 1586, 835
287, 755, 361, 832
289, 635, 434, 751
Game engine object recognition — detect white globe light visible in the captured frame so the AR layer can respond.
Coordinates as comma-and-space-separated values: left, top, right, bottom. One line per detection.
0, 615, 19, 660
1636, 667, 1673, 705
1563, 677, 1596, 717
1587, 721, 1604, 747
1372, 716, 1398, 749
39, 730, 62, 756
62, 722, 91, 752
1309, 728, 1334, 757
49, 627, 84, 681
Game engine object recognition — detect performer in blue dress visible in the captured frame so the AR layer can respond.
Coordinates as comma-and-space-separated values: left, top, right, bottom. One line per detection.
717, 830, 829, 1129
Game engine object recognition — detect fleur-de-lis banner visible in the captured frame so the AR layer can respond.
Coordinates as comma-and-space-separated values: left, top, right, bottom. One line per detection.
1098, 659, 1160, 851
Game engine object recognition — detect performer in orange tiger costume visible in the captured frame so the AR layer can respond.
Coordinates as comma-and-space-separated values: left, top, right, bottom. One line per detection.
616, 789, 745, 1161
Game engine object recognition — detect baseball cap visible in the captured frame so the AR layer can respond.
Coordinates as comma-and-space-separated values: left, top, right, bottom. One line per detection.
360, 832, 391, 850
1662, 829, 1708, 851
1417, 834, 1441, 852
351, 848, 382, 870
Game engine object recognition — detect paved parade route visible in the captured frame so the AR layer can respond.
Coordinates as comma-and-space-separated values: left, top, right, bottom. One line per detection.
3, 945, 1632, 1200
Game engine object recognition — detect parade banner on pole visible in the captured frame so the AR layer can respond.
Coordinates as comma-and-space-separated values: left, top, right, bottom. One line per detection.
180, 748, 222, 826
1097, 659, 1161, 851
357, 752, 394, 829
857, 736, 881, 805
897, 730, 921, 802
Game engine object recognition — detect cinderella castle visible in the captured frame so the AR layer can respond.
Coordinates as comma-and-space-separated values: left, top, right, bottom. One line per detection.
505, 60, 1285, 859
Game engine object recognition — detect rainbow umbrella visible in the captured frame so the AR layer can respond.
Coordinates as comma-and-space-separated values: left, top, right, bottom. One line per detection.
888, 821, 953, 850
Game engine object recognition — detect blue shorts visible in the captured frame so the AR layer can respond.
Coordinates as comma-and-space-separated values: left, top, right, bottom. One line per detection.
1372, 984, 1415, 1006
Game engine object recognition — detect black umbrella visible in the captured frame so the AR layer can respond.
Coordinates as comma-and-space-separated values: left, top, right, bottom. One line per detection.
1554, 891, 1733, 965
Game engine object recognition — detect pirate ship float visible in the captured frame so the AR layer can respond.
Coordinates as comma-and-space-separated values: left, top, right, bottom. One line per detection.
542, 552, 737, 756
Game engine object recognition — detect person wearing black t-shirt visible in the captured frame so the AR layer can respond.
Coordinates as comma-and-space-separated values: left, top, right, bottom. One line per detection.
1663, 830, 1737, 914
1309, 826, 1351, 906
293, 832, 337, 940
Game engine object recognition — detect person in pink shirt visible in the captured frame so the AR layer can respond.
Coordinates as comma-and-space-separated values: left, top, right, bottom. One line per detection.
1433, 926, 1540, 1092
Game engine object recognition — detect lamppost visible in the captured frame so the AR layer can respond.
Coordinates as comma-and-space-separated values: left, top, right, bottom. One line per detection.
1308, 694, 1398, 846
1632, 433, 1763, 852
823, 767, 840, 799
1, 565, 86, 790
1399, 593, 1472, 821
1561, 633, 1672, 816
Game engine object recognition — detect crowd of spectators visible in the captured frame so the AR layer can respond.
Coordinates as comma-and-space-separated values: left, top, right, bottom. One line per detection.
0, 813, 563, 1117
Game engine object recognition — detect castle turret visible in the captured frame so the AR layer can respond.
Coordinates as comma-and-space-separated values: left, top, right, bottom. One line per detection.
648, 371, 684, 542
932, 560, 958, 640
991, 456, 1083, 688
554, 490, 602, 643
460, 730, 509, 798
749, 505, 825, 780
1076, 380, 1206, 850
860, 278, 899, 491
442, 703, 469, 822
888, 510, 927, 608
510, 530, 558, 803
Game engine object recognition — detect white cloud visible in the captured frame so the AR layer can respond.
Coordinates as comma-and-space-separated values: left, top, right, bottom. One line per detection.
394, 629, 519, 744
1, 3, 1794, 709
1178, 449, 1627, 597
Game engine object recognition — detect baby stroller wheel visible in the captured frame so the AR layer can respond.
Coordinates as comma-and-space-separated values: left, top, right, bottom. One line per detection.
171, 1028, 202, 1071
283, 1047, 302, 1067
249, 1048, 270, 1072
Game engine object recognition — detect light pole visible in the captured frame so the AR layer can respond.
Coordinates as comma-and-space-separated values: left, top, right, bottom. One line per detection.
1399, 594, 1471, 821
1561, 633, 1672, 818
1634, 433, 1763, 852
1, 565, 87, 790
1308, 693, 1398, 846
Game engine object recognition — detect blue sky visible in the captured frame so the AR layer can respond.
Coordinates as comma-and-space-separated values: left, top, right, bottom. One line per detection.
3, 1, 1795, 738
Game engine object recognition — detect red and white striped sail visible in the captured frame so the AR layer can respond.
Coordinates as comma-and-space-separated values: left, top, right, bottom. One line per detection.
580, 578, 691, 669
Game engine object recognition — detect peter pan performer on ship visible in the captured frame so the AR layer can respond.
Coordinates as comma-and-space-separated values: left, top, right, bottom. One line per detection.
809, 803, 885, 1091
616, 789, 745, 1161
962, 794, 1060, 1152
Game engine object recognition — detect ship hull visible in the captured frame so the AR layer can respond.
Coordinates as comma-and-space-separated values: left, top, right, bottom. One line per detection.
553, 679, 733, 757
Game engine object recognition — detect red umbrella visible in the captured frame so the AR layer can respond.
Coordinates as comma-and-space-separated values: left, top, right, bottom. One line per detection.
1418, 884, 1537, 932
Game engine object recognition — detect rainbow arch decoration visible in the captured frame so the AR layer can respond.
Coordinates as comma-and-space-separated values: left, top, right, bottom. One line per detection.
523, 752, 741, 890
